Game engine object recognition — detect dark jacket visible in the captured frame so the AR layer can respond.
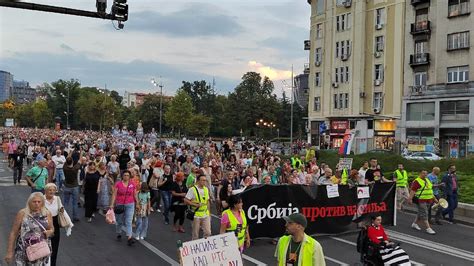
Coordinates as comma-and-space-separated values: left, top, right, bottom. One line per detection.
442, 172, 459, 196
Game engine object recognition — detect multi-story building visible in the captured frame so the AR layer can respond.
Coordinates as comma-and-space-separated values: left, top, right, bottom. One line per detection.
306, 0, 405, 152
0, 70, 13, 102
122, 91, 172, 108
12, 80, 36, 104
400, 0, 473, 158
294, 72, 310, 108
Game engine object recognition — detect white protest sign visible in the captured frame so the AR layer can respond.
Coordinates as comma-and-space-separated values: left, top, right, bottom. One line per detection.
179, 232, 243, 266
357, 186, 370, 199
337, 158, 353, 171
326, 184, 340, 198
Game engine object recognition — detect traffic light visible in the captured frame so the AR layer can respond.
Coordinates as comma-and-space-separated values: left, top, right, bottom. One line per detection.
111, 0, 128, 21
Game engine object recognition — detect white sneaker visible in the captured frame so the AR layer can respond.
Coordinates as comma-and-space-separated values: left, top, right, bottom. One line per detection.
411, 223, 421, 231
426, 228, 436, 235
135, 236, 140, 240
140, 237, 145, 240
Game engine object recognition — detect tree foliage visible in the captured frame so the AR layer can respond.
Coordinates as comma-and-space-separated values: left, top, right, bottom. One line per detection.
164, 89, 194, 135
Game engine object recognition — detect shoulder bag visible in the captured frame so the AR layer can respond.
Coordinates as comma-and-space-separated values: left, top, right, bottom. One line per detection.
412, 180, 427, 205
114, 182, 129, 214
25, 215, 51, 262
186, 186, 201, 221
56, 196, 70, 228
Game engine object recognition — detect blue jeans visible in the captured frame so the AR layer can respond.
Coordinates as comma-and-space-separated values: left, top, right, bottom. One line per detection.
63, 186, 79, 220
115, 203, 135, 237
55, 169, 65, 189
443, 192, 458, 222
161, 190, 172, 223
135, 216, 149, 239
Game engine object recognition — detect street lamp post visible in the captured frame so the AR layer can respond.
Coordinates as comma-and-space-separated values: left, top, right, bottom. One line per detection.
60, 89, 70, 130
151, 78, 163, 138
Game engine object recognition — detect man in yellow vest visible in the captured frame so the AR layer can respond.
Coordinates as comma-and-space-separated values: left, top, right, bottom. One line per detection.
291, 153, 303, 171
219, 195, 250, 252
275, 213, 325, 266
393, 163, 409, 211
184, 174, 211, 240
408, 170, 438, 235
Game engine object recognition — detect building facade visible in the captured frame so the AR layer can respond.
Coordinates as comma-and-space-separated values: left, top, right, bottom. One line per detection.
0, 70, 13, 102
12, 80, 36, 104
294, 72, 310, 108
122, 91, 172, 108
400, 0, 474, 158
306, 0, 405, 152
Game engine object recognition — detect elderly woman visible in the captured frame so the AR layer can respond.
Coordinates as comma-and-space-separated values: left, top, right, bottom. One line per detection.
5, 192, 54, 265
44, 183, 64, 266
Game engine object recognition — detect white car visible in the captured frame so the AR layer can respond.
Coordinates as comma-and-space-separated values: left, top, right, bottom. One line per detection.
405, 152, 442, 161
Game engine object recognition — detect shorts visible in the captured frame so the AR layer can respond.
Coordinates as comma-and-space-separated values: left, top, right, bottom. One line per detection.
416, 202, 429, 220
396, 187, 409, 200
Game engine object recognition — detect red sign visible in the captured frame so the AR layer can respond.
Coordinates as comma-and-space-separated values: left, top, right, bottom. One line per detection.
330, 120, 349, 131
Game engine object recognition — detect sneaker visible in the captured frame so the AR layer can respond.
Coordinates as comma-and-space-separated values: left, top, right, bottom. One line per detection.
116, 234, 122, 241
140, 237, 145, 240
87, 218, 92, 223
411, 223, 421, 231
127, 238, 135, 246
134, 236, 140, 241
426, 228, 436, 235
91, 213, 95, 218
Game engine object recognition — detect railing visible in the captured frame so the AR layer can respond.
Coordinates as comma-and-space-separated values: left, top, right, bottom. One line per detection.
411, 0, 430, 5
410, 21, 431, 34
410, 53, 430, 66
409, 85, 427, 94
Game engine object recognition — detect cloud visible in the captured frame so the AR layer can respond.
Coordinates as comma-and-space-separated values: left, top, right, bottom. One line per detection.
60, 44, 75, 52
126, 4, 244, 37
247, 61, 291, 80
0, 50, 239, 95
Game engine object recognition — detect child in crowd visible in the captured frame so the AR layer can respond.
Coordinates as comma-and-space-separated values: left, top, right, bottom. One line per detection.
135, 182, 151, 240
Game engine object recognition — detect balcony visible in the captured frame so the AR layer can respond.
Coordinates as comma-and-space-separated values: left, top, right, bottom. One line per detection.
411, 0, 430, 5
448, 2, 471, 18
304, 40, 310, 50
304, 63, 310, 74
409, 85, 427, 95
410, 21, 431, 35
409, 53, 430, 67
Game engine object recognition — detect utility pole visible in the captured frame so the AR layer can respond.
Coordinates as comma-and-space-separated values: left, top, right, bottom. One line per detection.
290, 65, 294, 148
66, 85, 70, 130
159, 81, 163, 138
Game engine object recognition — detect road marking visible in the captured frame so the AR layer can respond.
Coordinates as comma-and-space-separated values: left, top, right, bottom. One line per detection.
386, 229, 474, 261
79, 196, 180, 265
325, 256, 350, 266
330, 236, 424, 266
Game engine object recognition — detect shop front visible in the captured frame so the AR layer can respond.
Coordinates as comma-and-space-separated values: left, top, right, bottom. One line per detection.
406, 128, 436, 153
440, 128, 469, 158
330, 120, 349, 148
374, 120, 396, 150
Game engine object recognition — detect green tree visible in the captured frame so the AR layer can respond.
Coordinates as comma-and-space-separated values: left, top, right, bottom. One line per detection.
187, 114, 211, 137
164, 90, 193, 136
14, 103, 35, 127
32, 100, 53, 128
136, 94, 169, 132
40, 79, 81, 129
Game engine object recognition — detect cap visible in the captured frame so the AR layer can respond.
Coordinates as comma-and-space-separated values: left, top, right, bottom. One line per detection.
283, 213, 307, 228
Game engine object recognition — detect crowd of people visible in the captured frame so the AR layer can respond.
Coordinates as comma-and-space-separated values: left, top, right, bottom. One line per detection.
1, 127, 461, 265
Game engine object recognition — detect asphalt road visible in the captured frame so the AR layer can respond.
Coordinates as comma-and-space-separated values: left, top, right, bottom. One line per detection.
1, 162, 473, 266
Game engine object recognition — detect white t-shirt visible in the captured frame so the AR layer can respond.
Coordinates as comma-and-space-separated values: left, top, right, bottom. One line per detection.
358, 168, 367, 184
185, 186, 209, 218
52, 155, 66, 169
45, 196, 60, 216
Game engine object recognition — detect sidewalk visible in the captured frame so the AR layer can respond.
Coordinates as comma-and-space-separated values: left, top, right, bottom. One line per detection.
403, 202, 474, 226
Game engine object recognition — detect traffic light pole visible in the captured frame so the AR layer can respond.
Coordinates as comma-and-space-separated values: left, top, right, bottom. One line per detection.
0, 1, 114, 20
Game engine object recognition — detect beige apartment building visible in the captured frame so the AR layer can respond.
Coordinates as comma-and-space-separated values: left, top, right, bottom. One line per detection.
400, 0, 473, 158
306, 0, 405, 152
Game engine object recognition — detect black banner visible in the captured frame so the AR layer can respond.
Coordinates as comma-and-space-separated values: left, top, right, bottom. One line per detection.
241, 183, 396, 238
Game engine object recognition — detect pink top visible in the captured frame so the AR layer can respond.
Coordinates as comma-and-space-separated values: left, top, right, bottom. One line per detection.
221, 210, 243, 229
7, 142, 17, 154
115, 181, 136, 205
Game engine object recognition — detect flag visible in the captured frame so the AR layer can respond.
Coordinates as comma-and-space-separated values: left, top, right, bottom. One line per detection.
338, 129, 353, 155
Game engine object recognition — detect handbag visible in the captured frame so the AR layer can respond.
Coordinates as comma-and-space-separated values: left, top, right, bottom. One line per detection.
25, 215, 51, 262
186, 186, 202, 221
57, 197, 70, 228
114, 183, 129, 214
412, 180, 427, 204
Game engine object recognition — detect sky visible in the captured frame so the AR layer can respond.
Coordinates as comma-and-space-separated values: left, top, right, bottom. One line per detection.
0, 0, 310, 97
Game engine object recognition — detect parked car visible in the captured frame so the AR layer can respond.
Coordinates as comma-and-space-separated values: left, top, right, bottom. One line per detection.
369, 149, 393, 154
404, 152, 442, 161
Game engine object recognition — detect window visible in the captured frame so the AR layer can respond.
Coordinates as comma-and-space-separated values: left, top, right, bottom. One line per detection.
345, 66, 350, 82
447, 66, 469, 83
334, 94, 339, 109
315, 72, 322, 87
375, 36, 384, 52
316, 23, 323, 39
373, 92, 383, 109
415, 8, 429, 29
374, 64, 384, 81
314, 97, 321, 111
344, 93, 349, 108
376, 8, 384, 26
338, 93, 344, 108
316, 0, 325, 15
345, 40, 351, 56
407, 102, 435, 121
335, 68, 339, 83
315, 48, 322, 64
448, 31, 470, 50
440, 100, 469, 121
336, 42, 340, 58
448, 0, 470, 17
339, 67, 345, 83
415, 41, 428, 54
336, 13, 352, 31
414, 72, 427, 86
